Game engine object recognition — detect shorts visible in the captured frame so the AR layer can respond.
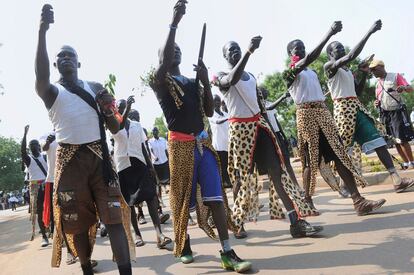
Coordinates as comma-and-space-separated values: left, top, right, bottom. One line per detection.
154, 162, 170, 184
57, 146, 122, 234
118, 157, 157, 205
189, 147, 223, 211
381, 109, 414, 144
353, 111, 386, 154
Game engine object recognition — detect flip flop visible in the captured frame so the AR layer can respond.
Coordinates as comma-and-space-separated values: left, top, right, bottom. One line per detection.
157, 236, 172, 249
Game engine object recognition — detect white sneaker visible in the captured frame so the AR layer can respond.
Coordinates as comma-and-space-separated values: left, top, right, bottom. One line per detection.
41, 238, 49, 247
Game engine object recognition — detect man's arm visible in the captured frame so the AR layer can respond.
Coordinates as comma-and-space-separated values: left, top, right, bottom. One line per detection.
325, 20, 382, 78
154, 0, 187, 86
35, 4, 58, 110
91, 82, 120, 134
119, 96, 135, 130
266, 92, 290, 110
294, 21, 342, 75
21, 126, 31, 167
396, 74, 414, 93
217, 36, 262, 90
355, 70, 369, 96
41, 134, 56, 152
194, 60, 214, 117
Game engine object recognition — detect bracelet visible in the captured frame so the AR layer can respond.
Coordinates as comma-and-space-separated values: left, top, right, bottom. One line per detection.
247, 49, 253, 55
169, 24, 177, 30
103, 110, 114, 117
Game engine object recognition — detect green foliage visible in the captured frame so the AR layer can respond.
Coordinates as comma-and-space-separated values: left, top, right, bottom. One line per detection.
152, 115, 168, 139
262, 49, 379, 136
104, 73, 117, 95
401, 78, 414, 115
0, 136, 24, 191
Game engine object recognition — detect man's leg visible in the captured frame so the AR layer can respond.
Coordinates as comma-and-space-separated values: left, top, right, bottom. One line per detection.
199, 148, 251, 272
255, 129, 322, 237
105, 224, 131, 275
331, 149, 386, 216
401, 142, 414, 162
395, 143, 409, 163
146, 196, 171, 248
74, 231, 93, 274
36, 185, 48, 246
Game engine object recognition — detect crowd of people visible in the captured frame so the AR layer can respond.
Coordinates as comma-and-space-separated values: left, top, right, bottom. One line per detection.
14, 1, 414, 275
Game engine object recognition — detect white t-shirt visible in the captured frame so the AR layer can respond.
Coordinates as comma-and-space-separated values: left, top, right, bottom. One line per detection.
222, 73, 260, 118
27, 155, 48, 181
265, 101, 280, 132
148, 137, 168, 165
288, 68, 325, 105
208, 110, 229, 151
49, 81, 101, 145
112, 120, 147, 172
40, 132, 58, 183
327, 68, 357, 100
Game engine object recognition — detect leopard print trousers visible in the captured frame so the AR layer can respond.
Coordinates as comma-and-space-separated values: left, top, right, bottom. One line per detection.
228, 115, 314, 227
333, 98, 386, 175
168, 139, 236, 257
296, 102, 368, 197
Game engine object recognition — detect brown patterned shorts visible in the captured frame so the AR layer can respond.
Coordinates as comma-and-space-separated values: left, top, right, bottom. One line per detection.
57, 146, 122, 234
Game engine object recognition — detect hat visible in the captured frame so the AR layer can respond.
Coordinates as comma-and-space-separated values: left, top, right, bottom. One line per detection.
369, 59, 384, 68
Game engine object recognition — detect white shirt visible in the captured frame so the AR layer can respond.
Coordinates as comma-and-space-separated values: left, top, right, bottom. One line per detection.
288, 69, 325, 105
265, 101, 280, 132
328, 68, 357, 100
208, 110, 229, 151
112, 120, 147, 172
40, 132, 58, 183
27, 155, 48, 181
148, 137, 168, 165
222, 73, 260, 118
49, 81, 101, 145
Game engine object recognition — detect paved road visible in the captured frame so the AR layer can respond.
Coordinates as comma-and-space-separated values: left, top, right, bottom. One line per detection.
1, 184, 413, 275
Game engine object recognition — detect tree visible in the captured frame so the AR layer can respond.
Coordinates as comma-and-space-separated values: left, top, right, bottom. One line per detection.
261, 50, 378, 136
152, 115, 168, 139
0, 136, 24, 191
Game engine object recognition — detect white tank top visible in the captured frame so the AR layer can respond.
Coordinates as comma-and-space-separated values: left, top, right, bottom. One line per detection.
328, 68, 357, 100
28, 155, 48, 181
49, 81, 101, 145
288, 69, 325, 105
223, 73, 260, 118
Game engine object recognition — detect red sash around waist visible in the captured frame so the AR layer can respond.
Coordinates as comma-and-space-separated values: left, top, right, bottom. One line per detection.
229, 113, 261, 123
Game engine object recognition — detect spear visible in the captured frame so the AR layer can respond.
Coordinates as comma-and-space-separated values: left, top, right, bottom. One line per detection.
195, 23, 206, 88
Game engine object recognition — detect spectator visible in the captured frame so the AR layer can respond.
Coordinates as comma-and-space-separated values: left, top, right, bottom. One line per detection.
370, 60, 414, 169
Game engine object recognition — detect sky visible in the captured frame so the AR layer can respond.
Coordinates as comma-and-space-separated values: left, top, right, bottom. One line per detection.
0, 0, 413, 141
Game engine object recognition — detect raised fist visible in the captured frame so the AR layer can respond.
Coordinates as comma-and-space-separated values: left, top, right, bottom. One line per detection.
24, 125, 30, 134
369, 20, 382, 34
248, 36, 263, 54
330, 21, 343, 35
40, 4, 54, 32
126, 95, 135, 108
171, 0, 187, 27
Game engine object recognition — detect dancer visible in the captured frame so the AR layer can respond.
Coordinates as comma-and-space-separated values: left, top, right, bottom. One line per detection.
285, 21, 386, 216
208, 95, 231, 189
148, 127, 170, 212
261, 88, 305, 195
324, 20, 414, 193
40, 132, 56, 237
149, 1, 251, 272
370, 60, 414, 169
214, 37, 322, 237
113, 100, 171, 248
35, 5, 133, 274
21, 125, 49, 247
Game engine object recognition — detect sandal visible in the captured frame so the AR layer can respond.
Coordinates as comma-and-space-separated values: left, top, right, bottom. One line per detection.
157, 235, 172, 249
66, 254, 77, 265
135, 236, 145, 247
